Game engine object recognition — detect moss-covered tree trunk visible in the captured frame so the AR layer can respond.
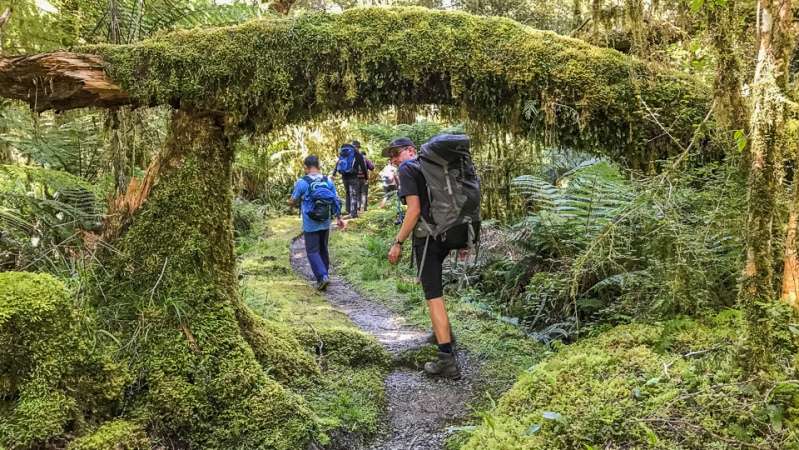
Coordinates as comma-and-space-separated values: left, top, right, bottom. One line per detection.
741, 0, 792, 366
102, 107, 315, 449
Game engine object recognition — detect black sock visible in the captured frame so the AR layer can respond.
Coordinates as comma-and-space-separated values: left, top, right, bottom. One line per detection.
438, 342, 453, 354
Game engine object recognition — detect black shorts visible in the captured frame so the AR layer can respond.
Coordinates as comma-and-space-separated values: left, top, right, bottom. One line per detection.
413, 222, 480, 300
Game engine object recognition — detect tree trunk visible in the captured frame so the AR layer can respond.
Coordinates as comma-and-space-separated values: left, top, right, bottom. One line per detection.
396, 104, 416, 125
0, 52, 130, 111
741, 0, 791, 366
102, 107, 317, 448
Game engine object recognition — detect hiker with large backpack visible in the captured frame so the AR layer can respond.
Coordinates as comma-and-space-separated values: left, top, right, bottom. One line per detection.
383, 135, 481, 380
331, 142, 369, 218
289, 155, 346, 291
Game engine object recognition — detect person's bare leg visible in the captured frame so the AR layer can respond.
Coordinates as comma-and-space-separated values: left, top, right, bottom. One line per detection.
427, 297, 451, 344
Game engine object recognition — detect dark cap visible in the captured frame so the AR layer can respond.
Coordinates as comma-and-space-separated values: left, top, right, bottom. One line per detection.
381, 137, 415, 157
352, 139, 361, 147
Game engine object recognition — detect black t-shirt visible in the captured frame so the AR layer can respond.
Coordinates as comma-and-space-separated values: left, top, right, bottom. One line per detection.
398, 159, 434, 225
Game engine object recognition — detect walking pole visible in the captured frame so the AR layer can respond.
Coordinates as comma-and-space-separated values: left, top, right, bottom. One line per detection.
396, 194, 403, 223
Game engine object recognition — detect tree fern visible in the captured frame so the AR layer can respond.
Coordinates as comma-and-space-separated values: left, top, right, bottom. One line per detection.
0, 165, 105, 272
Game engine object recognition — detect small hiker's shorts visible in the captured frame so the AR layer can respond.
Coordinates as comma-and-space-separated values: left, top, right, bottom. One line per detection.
413, 223, 480, 300
382, 184, 398, 202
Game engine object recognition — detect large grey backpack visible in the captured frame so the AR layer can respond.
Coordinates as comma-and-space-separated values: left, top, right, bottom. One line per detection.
414, 134, 481, 243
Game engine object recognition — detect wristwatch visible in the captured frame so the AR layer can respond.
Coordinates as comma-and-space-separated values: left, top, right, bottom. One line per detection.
394, 238, 404, 247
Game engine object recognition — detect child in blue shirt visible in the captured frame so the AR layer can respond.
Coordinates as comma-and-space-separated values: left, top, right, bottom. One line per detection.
289, 155, 345, 290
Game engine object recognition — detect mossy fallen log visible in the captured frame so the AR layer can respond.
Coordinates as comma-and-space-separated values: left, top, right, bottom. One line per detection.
0, 8, 712, 166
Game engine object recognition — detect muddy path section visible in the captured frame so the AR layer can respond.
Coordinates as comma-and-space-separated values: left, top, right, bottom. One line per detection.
290, 235, 476, 450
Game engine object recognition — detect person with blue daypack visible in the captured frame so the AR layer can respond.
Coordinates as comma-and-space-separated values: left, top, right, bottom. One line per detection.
289, 155, 346, 291
331, 142, 368, 218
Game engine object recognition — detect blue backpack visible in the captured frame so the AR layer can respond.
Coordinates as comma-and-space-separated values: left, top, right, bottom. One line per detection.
303, 176, 341, 221
336, 144, 357, 175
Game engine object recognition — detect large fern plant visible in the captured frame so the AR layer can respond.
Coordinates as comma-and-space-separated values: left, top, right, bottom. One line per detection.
0, 165, 105, 273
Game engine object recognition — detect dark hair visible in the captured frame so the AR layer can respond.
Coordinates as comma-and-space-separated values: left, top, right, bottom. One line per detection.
304, 155, 320, 168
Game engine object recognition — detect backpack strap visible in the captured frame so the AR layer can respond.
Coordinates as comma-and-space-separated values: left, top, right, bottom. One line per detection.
303, 175, 328, 189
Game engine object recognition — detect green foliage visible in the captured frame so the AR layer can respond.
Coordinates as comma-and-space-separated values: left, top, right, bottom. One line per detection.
0, 107, 105, 181
475, 156, 746, 341
358, 119, 465, 151
88, 7, 712, 168
53, 0, 272, 46
0, 164, 105, 272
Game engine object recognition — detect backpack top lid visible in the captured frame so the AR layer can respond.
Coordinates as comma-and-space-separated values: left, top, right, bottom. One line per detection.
340, 144, 355, 156
419, 134, 471, 166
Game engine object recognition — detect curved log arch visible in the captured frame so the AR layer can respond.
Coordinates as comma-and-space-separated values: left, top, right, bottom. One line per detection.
0, 8, 711, 166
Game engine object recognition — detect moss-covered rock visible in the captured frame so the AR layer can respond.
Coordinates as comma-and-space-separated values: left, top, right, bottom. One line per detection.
87, 8, 712, 167
294, 326, 391, 368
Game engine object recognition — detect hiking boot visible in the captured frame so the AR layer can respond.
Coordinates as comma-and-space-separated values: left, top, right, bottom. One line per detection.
316, 277, 330, 291
424, 330, 457, 346
424, 352, 461, 380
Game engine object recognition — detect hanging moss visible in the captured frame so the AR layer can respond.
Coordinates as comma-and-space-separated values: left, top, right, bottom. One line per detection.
85, 7, 712, 167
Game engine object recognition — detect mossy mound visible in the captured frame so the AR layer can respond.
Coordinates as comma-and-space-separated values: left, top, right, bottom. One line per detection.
294, 326, 391, 368
461, 320, 794, 449
234, 215, 391, 444
0, 272, 128, 449
67, 421, 149, 450
88, 8, 712, 167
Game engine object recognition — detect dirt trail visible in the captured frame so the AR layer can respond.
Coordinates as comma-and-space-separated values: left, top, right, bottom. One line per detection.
290, 236, 476, 450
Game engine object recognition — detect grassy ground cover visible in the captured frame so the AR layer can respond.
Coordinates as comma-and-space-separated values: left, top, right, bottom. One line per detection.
235, 216, 391, 445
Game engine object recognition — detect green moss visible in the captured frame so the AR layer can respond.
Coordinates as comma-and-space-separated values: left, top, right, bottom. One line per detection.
461, 322, 784, 449
84, 8, 712, 167
234, 215, 391, 440
0, 272, 128, 449
93, 109, 315, 449
67, 421, 149, 450
391, 345, 440, 370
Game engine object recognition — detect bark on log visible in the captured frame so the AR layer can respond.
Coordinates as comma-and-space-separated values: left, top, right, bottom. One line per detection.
0, 52, 130, 111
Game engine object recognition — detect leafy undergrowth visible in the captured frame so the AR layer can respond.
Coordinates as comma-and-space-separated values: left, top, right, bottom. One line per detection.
329, 209, 799, 449
236, 216, 390, 446
328, 208, 546, 447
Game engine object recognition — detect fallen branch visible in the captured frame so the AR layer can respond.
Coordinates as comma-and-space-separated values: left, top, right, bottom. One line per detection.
663, 345, 723, 378
631, 418, 767, 449
0, 8, 10, 30
149, 257, 168, 302
763, 379, 799, 405
663, 378, 756, 411
181, 322, 201, 354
